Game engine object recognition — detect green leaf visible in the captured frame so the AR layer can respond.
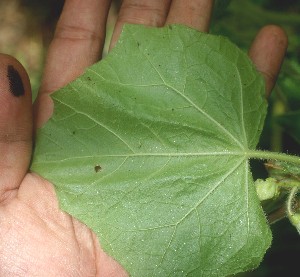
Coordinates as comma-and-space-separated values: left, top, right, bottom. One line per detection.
31, 24, 271, 276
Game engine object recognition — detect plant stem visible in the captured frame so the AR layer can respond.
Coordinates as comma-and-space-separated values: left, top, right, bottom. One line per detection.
267, 204, 287, 224
287, 186, 298, 216
246, 150, 300, 165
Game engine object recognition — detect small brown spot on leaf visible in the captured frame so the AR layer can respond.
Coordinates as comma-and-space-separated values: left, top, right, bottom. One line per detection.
94, 165, 102, 173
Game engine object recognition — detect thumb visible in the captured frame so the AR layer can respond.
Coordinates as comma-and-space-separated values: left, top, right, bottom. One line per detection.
0, 54, 33, 202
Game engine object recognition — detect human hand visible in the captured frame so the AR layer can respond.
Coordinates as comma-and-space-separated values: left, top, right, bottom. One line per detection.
0, 0, 288, 276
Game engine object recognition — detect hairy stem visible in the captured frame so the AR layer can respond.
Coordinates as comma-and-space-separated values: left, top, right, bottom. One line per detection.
247, 150, 300, 165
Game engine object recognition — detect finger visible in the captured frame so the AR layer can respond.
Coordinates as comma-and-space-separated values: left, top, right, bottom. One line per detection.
166, 0, 214, 32
0, 54, 32, 202
110, 0, 172, 49
34, 0, 112, 128
248, 25, 288, 96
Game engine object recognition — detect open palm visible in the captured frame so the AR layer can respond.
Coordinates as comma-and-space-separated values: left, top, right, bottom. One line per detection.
0, 0, 287, 276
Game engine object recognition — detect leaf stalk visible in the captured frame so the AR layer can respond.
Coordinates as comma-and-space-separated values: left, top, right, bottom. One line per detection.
247, 150, 300, 165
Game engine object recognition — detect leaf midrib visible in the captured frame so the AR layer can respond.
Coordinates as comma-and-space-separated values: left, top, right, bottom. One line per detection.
33, 151, 249, 164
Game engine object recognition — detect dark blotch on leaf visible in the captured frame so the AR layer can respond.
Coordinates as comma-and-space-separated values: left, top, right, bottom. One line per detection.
94, 165, 102, 173
7, 65, 25, 97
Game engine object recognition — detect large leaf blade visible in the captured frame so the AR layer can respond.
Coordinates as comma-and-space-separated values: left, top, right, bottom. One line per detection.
32, 24, 270, 276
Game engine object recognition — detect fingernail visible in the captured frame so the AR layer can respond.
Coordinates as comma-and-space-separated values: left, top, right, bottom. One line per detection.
7, 65, 25, 97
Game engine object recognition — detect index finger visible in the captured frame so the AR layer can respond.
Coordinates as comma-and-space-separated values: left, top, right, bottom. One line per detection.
34, 0, 112, 128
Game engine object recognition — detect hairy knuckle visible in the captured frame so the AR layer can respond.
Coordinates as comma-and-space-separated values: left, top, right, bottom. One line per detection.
0, 133, 31, 144
120, 2, 166, 24
55, 24, 102, 42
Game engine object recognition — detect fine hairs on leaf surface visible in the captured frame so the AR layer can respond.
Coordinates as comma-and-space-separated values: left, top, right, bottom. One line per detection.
31, 24, 284, 276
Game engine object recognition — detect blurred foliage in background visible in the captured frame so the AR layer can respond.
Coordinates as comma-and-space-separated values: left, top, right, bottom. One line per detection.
0, 0, 299, 276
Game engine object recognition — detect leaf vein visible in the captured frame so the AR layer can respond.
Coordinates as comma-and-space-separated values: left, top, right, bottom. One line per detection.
176, 158, 245, 225
53, 92, 135, 154
128, 30, 245, 150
